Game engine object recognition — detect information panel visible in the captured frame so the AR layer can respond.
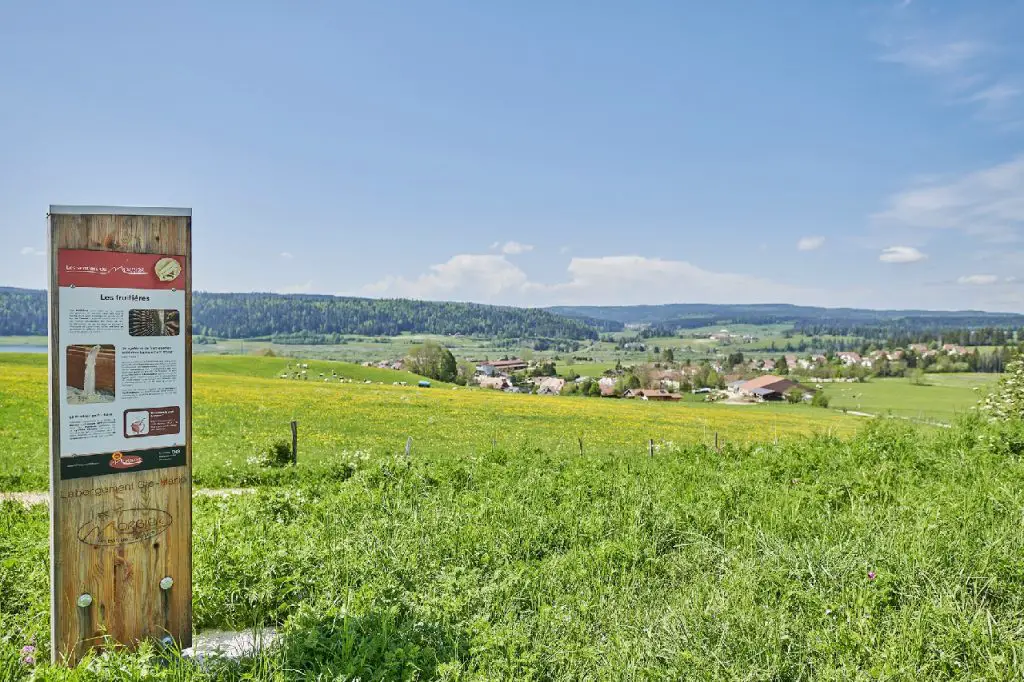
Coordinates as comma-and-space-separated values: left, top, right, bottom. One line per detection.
57, 250, 187, 479
49, 207, 192, 665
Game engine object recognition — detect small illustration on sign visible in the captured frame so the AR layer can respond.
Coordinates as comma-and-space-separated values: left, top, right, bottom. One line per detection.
109, 451, 143, 470
77, 507, 173, 546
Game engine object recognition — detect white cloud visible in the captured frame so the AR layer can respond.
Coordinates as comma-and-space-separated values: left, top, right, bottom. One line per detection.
491, 241, 534, 255
280, 251, 294, 259
362, 253, 818, 306
880, 39, 981, 73
880, 246, 928, 263
20, 247, 44, 256
362, 254, 529, 300
278, 281, 314, 294
966, 83, 1021, 106
873, 156, 1024, 242
874, 6, 1024, 126
797, 236, 825, 251
535, 256, 814, 306
957, 274, 999, 285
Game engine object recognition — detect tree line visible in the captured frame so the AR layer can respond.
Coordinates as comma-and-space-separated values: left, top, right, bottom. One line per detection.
0, 289, 601, 340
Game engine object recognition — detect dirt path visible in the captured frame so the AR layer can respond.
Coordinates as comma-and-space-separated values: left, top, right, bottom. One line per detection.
0, 488, 255, 507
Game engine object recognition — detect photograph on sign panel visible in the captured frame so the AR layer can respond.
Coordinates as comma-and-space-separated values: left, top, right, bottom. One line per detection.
128, 308, 181, 336
124, 406, 181, 438
65, 344, 116, 404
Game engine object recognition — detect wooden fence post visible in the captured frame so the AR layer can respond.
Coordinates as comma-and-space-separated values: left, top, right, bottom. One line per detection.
405, 436, 412, 461
291, 420, 298, 466
649, 439, 654, 458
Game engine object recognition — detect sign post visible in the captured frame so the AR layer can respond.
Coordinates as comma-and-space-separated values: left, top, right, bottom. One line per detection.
48, 206, 192, 665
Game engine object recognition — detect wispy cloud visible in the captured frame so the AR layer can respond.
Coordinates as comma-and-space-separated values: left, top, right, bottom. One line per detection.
880, 246, 927, 263
957, 274, 999, 285
873, 155, 1024, 242
491, 241, 534, 255
797, 236, 825, 251
20, 247, 44, 257
280, 251, 294, 259
873, 5, 1023, 126
880, 39, 981, 72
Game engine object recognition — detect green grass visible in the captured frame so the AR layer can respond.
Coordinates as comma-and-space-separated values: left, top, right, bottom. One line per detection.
557, 361, 618, 378
0, 354, 854, 492
822, 373, 999, 423
5, 418, 1024, 678
6, 353, 1022, 678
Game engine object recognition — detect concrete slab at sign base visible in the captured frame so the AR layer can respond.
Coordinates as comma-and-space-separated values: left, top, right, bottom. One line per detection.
182, 628, 279, 663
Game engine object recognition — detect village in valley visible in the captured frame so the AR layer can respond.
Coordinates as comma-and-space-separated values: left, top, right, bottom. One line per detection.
326, 326, 1004, 414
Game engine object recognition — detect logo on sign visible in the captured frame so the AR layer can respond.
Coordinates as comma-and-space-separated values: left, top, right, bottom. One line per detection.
109, 451, 143, 470
77, 507, 173, 546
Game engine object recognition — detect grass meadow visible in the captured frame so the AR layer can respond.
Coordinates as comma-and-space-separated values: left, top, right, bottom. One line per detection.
0, 354, 854, 491
822, 374, 999, 424
2, 353, 1024, 679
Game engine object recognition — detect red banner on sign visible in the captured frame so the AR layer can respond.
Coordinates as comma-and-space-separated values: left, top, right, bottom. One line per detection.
58, 250, 186, 290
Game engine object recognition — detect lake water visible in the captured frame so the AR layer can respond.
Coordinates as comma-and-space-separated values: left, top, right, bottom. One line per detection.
0, 345, 46, 353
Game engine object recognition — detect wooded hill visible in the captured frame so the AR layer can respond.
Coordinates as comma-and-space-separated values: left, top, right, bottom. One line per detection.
3, 288, 1022, 343
0, 288, 606, 340
550, 303, 1024, 338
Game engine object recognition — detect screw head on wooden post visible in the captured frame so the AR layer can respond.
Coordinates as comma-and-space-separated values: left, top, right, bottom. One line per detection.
76, 593, 93, 608
159, 576, 174, 591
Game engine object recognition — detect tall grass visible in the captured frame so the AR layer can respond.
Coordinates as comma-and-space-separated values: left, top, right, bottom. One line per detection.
3, 417, 1024, 679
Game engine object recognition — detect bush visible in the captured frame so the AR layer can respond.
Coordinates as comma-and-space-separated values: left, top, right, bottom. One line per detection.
811, 391, 830, 408
249, 439, 294, 468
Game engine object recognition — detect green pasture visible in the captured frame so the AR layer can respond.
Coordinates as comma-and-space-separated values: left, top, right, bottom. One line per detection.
822, 373, 999, 423
0, 354, 854, 492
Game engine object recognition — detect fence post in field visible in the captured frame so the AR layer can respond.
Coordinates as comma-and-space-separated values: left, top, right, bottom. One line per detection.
649, 439, 654, 458
291, 420, 298, 466
578, 435, 584, 457
405, 436, 413, 462
715, 431, 719, 452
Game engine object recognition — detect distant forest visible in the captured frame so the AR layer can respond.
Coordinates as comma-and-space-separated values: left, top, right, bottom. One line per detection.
551, 303, 1024, 340
3, 289, 1024, 344
0, 289, 605, 340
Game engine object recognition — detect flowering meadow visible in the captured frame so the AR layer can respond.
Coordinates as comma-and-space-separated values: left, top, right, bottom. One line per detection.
0, 354, 854, 491
2, 354, 1024, 678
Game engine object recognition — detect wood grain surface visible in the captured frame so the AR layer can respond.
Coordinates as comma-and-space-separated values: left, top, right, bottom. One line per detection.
49, 212, 192, 665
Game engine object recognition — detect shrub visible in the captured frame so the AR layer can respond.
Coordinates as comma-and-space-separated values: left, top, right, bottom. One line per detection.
811, 391, 830, 408
978, 357, 1024, 422
249, 439, 293, 468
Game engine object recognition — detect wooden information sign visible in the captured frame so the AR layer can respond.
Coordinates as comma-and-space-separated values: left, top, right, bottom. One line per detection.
48, 206, 192, 664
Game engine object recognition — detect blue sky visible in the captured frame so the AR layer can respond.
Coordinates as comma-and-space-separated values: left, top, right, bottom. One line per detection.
3, 1, 1024, 311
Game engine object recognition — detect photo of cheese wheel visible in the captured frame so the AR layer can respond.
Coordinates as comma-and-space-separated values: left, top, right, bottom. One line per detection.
154, 257, 182, 282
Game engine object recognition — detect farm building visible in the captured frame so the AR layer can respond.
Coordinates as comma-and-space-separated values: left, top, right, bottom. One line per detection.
478, 376, 510, 391
598, 376, 618, 397
622, 388, 682, 401
732, 375, 807, 401
836, 352, 862, 367
536, 377, 566, 395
